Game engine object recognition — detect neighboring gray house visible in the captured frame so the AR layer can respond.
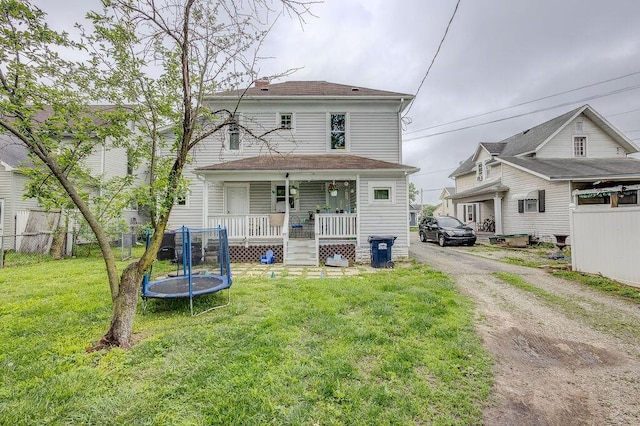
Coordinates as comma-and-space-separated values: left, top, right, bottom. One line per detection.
448, 104, 640, 242
409, 204, 421, 226
165, 80, 419, 265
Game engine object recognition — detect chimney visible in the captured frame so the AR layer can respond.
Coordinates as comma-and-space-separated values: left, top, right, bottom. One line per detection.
254, 78, 270, 88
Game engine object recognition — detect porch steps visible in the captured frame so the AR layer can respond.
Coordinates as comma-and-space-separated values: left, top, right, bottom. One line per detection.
286, 239, 317, 266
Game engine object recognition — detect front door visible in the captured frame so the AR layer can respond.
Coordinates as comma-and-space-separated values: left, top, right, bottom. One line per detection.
225, 185, 249, 214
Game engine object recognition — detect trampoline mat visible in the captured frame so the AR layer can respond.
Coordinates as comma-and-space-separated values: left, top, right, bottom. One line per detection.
146, 275, 225, 297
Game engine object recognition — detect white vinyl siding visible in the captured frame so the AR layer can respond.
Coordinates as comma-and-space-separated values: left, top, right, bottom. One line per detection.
167, 98, 408, 231
0, 171, 39, 249
537, 115, 626, 158
454, 173, 478, 192
502, 164, 571, 237
357, 176, 409, 261
350, 112, 400, 162
249, 181, 271, 214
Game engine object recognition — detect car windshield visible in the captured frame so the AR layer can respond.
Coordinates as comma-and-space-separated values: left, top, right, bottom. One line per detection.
437, 217, 464, 228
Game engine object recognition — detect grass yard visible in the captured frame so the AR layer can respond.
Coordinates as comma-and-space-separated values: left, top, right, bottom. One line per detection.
0, 257, 492, 425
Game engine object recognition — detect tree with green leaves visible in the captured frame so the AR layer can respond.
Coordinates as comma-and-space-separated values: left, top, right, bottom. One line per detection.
0, 0, 312, 348
408, 182, 419, 204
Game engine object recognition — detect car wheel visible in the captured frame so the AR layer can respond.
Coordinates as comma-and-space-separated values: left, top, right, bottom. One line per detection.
466, 242, 475, 246
438, 234, 446, 247
420, 232, 427, 242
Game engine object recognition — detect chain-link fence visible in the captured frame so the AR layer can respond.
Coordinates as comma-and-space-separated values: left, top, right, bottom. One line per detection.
0, 231, 141, 268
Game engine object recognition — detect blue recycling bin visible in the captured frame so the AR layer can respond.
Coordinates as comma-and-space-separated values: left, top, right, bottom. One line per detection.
368, 235, 397, 268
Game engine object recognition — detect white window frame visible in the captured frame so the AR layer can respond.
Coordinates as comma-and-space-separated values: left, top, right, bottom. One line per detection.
476, 162, 484, 181
575, 120, 584, 133
524, 198, 538, 212
176, 191, 189, 207
271, 182, 298, 212
327, 112, 350, 152
573, 135, 587, 157
368, 181, 395, 204
277, 112, 296, 133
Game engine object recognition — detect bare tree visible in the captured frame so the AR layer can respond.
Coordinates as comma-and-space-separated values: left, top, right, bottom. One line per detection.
0, 0, 314, 348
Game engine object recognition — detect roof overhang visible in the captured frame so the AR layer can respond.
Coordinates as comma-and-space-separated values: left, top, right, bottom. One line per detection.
194, 154, 419, 180
448, 180, 509, 203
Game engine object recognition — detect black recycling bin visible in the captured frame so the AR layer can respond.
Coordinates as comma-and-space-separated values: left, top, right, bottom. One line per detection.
368, 235, 397, 268
157, 231, 176, 261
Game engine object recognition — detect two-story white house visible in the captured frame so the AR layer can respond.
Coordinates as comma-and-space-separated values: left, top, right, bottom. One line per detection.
447, 104, 640, 243
166, 81, 418, 265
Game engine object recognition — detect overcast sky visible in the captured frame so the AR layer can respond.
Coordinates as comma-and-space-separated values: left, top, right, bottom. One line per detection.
36, 0, 640, 204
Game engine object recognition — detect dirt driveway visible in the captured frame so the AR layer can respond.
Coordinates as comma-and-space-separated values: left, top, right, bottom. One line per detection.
409, 233, 640, 425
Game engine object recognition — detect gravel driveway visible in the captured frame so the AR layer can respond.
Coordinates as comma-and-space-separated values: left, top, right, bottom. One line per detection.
409, 233, 640, 425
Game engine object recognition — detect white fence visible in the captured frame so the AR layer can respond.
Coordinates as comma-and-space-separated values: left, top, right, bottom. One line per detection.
570, 205, 640, 287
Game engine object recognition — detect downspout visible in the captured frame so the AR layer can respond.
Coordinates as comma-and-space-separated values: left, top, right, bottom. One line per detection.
398, 98, 404, 164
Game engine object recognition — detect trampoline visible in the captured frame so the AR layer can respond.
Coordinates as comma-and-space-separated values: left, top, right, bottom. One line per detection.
142, 226, 232, 315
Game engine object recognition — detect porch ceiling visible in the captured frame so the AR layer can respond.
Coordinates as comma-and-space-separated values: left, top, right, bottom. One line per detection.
195, 154, 419, 174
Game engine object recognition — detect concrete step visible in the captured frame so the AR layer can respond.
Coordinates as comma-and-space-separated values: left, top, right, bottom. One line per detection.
286, 239, 317, 266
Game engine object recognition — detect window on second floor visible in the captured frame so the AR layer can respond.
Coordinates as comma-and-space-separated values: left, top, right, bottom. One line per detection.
279, 113, 293, 130
329, 113, 347, 150
228, 115, 240, 151
476, 162, 484, 181
573, 136, 586, 157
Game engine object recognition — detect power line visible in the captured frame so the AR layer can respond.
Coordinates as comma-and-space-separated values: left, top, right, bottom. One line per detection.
403, 83, 640, 143
410, 167, 457, 177
403, 0, 462, 117
404, 69, 640, 136
608, 107, 640, 117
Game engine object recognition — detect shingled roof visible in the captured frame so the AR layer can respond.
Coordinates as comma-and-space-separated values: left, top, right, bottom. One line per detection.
0, 133, 31, 169
497, 157, 640, 180
215, 81, 413, 99
450, 105, 639, 178
196, 154, 418, 173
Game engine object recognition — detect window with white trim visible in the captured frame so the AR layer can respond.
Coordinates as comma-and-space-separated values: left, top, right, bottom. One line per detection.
524, 197, 537, 212
476, 162, 483, 181
328, 113, 348, 150
279, 113, 293, 130
368, 181, 395, 204
573, 136, 586, 157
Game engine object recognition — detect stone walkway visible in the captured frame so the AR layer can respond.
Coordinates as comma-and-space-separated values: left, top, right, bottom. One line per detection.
230, 263, 380, 279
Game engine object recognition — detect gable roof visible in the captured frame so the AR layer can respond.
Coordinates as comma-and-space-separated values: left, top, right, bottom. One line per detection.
215, 81, 413, 101
497, 156, 640, 181
450, 105, 640, 178
0, 133, 31, 170
195, 154, 419, 173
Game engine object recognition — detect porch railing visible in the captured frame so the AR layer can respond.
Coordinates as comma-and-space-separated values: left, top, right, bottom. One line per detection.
208, 213, 357, 240
315, 213, 357, 238
208, 215, 283, 239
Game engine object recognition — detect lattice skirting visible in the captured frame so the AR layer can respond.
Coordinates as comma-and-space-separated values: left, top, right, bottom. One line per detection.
319, 243, 356, 265
230, 244, 283, 263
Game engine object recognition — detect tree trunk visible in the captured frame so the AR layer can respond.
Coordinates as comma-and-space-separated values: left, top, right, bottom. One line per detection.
49, 226, 66, 259
98, 262, 142, 349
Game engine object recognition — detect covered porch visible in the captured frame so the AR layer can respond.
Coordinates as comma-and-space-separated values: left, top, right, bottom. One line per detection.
448, 181, 509, 235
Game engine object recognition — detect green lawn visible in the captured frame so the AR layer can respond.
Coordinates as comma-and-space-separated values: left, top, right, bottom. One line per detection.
0, 257, 492, 425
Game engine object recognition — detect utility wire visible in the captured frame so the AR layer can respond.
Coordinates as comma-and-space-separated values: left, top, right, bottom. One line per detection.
404, 69, 640, 136
403, 0, 461, 117
608, 107, 640, 117
403, 83, 640, 143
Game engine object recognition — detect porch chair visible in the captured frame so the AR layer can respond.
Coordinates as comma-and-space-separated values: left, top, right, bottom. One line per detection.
260, 249, 274, 264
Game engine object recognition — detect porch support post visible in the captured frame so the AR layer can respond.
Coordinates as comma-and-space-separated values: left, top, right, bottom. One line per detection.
202, 179, 209, 229
493, 194, 503, 235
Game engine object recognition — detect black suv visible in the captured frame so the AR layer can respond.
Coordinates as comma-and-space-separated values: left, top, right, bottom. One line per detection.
419, 216, 476, 247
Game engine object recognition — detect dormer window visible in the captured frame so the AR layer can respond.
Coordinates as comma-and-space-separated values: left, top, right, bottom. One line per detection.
573, 136, 587, 157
